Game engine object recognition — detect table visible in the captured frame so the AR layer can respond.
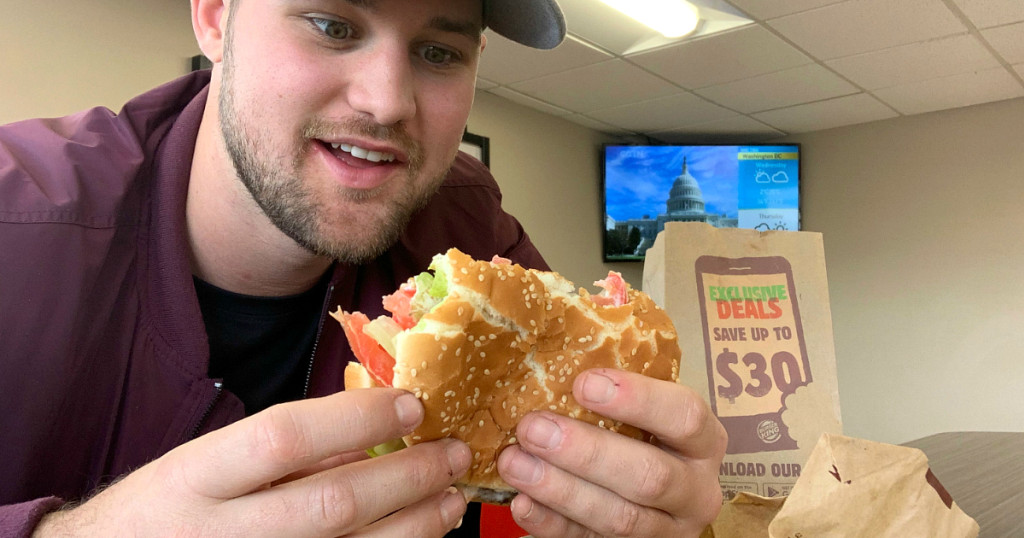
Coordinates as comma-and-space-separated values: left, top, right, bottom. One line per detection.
902, 432, 1024, 538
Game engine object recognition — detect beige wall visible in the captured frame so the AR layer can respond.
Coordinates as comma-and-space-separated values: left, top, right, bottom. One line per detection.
478, 92, 1024, 444
5, 0, 1022, 445
466, 92, 641, 288
0, 0, 198, 124
783, 98, 1024, 443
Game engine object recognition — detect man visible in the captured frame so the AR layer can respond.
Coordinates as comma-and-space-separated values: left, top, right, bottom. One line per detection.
0, 0, 727, 536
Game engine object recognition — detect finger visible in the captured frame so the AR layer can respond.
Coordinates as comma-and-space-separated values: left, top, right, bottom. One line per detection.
161, 388, 424, 499
221, 438, 472, 537
349, 487, 468, 538
497, 444, 674, 537
273, 450, 370, 486
574, 369, 728, 459
509, 410, 693, 514
507, 494, 587, 538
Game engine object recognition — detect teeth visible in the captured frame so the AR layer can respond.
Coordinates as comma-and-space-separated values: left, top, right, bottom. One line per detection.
329, 142, 396, 163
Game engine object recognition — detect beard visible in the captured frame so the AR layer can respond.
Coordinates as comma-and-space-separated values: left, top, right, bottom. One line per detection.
217, 51, 451, 265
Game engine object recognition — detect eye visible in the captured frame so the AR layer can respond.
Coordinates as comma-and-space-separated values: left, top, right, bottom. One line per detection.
310, 17, 354, 40
420, 45, 460, 67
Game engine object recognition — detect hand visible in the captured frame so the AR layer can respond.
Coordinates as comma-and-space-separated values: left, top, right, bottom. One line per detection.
34, 389, 472, 537
497, 369, 727, 537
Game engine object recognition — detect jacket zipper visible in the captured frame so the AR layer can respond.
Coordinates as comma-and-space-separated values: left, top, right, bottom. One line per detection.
188, 381, 223, 441
304, 282, 335, 397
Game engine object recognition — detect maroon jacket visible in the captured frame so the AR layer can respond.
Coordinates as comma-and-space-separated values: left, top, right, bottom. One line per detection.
0, 71, 547, 536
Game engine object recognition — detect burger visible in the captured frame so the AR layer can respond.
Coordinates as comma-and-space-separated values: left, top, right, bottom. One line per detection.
332, 248, 681, 504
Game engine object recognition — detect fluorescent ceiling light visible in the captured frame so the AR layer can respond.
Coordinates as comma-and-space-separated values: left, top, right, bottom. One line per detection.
599, 0, 700, 38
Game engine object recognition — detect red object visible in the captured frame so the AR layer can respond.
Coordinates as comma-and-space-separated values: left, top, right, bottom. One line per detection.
335, 311, 395, 386
382, 280, 418, 329
592, 271, 629, 306
480, 504, 528, 538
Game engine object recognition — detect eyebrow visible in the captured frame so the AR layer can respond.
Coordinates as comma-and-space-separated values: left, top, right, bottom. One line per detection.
429, 15, 483, 44
336, 0, 481, 43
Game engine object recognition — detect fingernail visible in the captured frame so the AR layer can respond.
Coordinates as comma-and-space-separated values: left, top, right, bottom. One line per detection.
445, 440, 472, 476
394, 393, 423, 429
581, 372, 616, 404
524, 415, 562, 450
506, 448, 543, 484
512, 494, 538, 523
441, 490, 467, 528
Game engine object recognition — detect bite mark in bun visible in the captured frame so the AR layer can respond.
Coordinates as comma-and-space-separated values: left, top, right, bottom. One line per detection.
331, 248, 681, 504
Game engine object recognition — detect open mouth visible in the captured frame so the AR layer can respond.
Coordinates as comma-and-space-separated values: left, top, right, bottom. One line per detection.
325, 142, 397, 164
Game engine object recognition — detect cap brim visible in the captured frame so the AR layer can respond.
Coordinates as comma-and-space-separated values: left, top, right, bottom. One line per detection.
484, 0, 566, 50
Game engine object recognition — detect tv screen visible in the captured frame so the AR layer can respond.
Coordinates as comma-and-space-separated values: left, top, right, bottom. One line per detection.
602, 144, 800, 262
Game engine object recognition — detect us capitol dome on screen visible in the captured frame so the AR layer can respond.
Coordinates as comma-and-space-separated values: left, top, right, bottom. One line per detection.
607, 157, 737, 255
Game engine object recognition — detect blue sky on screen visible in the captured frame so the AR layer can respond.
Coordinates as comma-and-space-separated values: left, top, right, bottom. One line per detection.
605, 146, 739, 222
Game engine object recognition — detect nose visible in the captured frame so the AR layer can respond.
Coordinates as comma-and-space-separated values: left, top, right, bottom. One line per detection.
346, 41, 417, 127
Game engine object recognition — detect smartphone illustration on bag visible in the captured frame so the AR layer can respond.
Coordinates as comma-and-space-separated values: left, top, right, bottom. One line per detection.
695, 255, 811, 454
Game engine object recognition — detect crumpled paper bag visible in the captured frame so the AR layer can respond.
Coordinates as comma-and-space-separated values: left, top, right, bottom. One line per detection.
700, 492, 786, 538
767, 434, 979, 537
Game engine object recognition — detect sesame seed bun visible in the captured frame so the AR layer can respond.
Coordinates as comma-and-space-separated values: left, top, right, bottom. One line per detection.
340, 248, 681, 504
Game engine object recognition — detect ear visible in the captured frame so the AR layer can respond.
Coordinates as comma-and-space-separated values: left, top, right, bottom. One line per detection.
480, 32, 487, 54
192, 0, 229, 63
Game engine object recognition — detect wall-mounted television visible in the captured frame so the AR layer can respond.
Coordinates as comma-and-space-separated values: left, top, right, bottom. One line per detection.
602, 144, 801, 262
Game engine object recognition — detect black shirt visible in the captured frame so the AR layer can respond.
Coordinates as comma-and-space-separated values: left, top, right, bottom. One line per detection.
195, 273, 330, 414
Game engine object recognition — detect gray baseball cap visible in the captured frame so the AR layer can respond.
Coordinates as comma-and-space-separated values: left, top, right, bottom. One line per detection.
484, 0, 566, 49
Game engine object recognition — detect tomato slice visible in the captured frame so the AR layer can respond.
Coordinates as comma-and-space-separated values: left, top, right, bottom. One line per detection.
593, 271, 629, 307
382, 280, 417, 330
338, 311, 395, 387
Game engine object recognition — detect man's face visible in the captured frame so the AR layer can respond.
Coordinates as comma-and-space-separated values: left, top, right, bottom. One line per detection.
218, 0, 483, 264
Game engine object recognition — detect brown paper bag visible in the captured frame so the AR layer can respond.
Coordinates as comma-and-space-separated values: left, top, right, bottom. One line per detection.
643, 223, 842, 500
768, 434, 979, 537
701, 492, 786, 538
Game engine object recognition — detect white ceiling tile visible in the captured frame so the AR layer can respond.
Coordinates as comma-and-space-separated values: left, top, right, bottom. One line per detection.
982, 22, 1024, 64
477, 32, 611, 85
562, 114, 635, 135
724, 0, 844, 20
950, 0, 1024, 29
1015, 63, 1024, 79
873, 67, 1024, 115
508, 60, 681, 113
769, 0, 967, 60
486, 87, 575, 117
695, 63, 858, 113
752, 93, 898, 133
627, 26, 811, 89
649, 115, 785, 144
826, 33, 1000, 89
586, 93, 737, 132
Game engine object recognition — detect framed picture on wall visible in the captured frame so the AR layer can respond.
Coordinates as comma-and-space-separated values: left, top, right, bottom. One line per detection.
190, 55, 213, 71
460, 130, 490, 168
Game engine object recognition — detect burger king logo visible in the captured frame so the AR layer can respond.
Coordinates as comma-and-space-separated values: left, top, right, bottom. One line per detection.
757, 419, 781, 444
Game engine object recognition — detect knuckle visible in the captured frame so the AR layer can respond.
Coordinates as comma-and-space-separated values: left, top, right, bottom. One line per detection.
633, 457, 672, 502
251, 406, 308, 465
607, 501, 642, 537
577, 435, 605, 470
307, 475, 358, 531
677, 395, 711, 440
